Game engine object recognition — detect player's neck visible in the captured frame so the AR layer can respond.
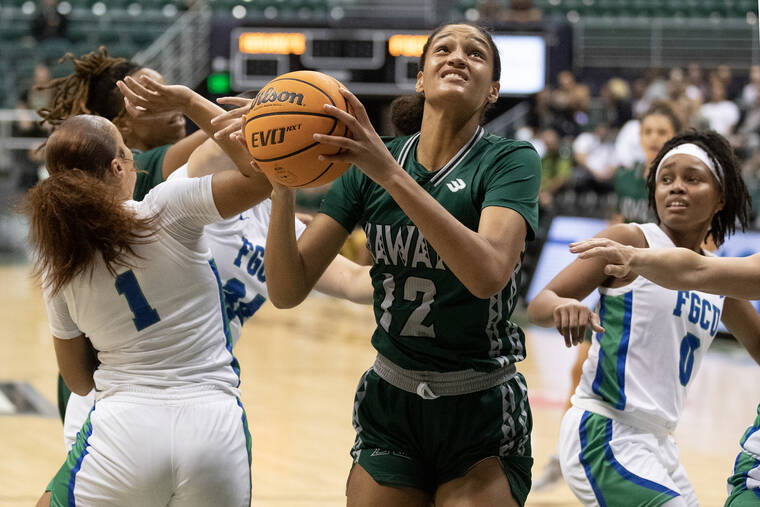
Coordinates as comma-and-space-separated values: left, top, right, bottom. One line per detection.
658, 222, 711, 253
416, 110, 481, 172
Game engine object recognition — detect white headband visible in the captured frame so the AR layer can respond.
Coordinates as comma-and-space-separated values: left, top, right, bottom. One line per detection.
654, 143, 723, 187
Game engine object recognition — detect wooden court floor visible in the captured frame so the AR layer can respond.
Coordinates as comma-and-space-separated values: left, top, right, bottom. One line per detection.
2, 263, 759, 506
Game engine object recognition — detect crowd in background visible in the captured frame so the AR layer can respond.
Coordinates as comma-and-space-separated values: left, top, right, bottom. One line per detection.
520, 64, 760, 226
8, 53, 760, 281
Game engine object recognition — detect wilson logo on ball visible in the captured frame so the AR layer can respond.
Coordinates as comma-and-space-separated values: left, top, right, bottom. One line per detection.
254, 87, 305, 106
244, 70, 353, 188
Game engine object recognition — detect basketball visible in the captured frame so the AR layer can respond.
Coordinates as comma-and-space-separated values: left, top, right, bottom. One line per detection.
244, 70, 353, 188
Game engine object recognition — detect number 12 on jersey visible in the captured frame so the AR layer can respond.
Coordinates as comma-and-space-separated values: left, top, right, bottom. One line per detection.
379, 274, 437, 338
115, 270, 161, 331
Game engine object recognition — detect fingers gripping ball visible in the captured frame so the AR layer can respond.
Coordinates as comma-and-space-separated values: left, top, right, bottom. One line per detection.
244, 71, 353, 188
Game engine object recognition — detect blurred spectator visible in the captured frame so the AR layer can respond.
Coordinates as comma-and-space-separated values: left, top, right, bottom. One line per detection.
597, 77, 632, 129
502, 0, 542, 22
685, 62, 707, 103
538, 129, 572, 209
478, 0, 505, 23
614, 116, 645, 169
700, 79, 740, 136
478, 0, 541, 23
715, 64, 740, 101
20, 64, 53, 112
742, 65, 760, 110
612, 102, 681, 224
630, 77, 650, 118
30, 0, 68, 42
642, 69, 668, 102
12, 64, 52, 189
666, 67, 699, 130
531, 87, 556, 131
550, 71, 576, 113
743, 152, 760, 227
551, 72, 591, 137
733, 91, 760, 157
572, 122, 617, 194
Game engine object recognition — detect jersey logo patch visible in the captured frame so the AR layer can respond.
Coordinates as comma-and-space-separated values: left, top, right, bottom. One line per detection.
446, 178, 466, 192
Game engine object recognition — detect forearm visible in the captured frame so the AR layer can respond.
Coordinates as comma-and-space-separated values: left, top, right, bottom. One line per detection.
315, 257, 373, 304
382, 170, 516, 298
264, 189, 313, 308
527, 290, 576, 327
54, 336, 97, 396
162, 130, 207, 179
211, 170, 276, 218
629, 247, 711, 291
181, 93, 254, 178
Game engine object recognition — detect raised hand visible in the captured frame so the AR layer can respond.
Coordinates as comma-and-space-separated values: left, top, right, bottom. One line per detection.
552, 300, 604, 348
314, 87, 401, 187
570, 238, 635, 278
116, 75, 192, 118
211, 97, 252, 143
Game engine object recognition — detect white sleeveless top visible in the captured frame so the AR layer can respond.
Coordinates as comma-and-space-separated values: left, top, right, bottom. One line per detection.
43, 176, 241, 398
572, 223, 725, 435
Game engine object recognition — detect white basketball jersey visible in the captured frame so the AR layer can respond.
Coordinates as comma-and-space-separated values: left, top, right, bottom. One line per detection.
168, 165, 305, 345
43, 176, 241, 397
573, 223, 725, 434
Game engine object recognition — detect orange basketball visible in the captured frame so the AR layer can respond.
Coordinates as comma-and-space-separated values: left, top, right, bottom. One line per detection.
244, 71, 353, 188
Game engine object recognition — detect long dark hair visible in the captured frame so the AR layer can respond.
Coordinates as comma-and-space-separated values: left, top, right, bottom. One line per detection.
646, 130, 751, 247
391, 23, 501, 136
24, 115, 157, 295
37, 47, 142, 126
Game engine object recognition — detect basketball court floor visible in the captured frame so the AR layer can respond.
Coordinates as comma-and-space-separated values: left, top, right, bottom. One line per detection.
2, 262, 759, 506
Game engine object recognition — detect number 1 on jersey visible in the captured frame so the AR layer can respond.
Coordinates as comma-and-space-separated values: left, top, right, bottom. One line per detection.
115, 270, 161, 331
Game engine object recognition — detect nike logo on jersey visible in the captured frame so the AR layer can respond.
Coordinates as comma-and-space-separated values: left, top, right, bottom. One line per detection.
238, 214, 249, 221
446, 178, 466, 192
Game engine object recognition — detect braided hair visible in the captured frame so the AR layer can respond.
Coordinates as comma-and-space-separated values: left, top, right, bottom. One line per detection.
646, 130, 751, 247
38, 47, 141, 127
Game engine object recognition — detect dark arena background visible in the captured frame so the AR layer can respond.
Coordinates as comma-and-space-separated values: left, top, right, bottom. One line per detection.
1, 0, 760, 505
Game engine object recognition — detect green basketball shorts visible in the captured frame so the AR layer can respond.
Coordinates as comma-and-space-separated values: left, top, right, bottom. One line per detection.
349, 368, 533, 505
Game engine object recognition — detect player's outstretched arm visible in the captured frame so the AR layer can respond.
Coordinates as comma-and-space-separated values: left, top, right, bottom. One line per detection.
265, 185, 349, 308
117, 77, 256, 183
571, 238, 760, 300
528, 224, 644, 347
314, 256, 373, 304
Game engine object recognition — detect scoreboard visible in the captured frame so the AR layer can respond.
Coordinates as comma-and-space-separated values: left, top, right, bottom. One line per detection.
226, 27, 552, 97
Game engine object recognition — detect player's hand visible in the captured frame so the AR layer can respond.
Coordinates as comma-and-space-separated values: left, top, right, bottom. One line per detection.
117, 75, 192, 117
314, 87, 401, 187
211, 97, 252, 140
570, 238, 635, 278
552, 300, 604, 348
244, 156, 293, 200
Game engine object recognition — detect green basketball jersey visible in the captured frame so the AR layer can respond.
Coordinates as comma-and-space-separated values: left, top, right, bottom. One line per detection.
321, 127, 540, 372
614, 161, 653, 224
132, 145, 170, 201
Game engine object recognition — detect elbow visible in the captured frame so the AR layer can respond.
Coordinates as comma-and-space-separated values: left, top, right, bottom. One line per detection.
468, 264, 515, 299
64, 377, 94, 397
526, 301, 540, 324
470, 279, 508, 300
268, 291, 306, 309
